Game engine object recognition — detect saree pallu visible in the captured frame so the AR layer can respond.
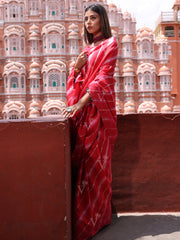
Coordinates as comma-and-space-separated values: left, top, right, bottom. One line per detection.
67, 37, 118, 240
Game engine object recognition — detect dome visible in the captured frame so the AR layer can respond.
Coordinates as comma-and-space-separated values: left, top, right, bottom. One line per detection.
122, 34, 132, 42
123, 67, 133, 73
137, 27, 153, 38
29, 69, 40, 75
124, 62, 133, 68
139, 27, 152, 32
30, 61, 40, 69
159, 66, 171, 76
161, 105, 171, 113
123, 63, 134, 76
124, 106, 135, 113
30, 32, 39, 37
29, 24, 40, 33
109, 3, 117, 8
28, 109, 40, 118
124, 101, 135, 108
68, 31, 79, 40
68, 23, 78, 31
123, 11, 131, 19
29, 31, 40, 40
157, 34, 168, 43
29, 101, 40, 110
30, 109, 40, 115
141, 30, 149, 37
159, 66, 170, 72
69, 31, 78, 36
124, 101, 136, 114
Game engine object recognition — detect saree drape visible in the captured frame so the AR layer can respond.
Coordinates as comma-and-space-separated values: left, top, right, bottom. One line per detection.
67, 37, 118, 240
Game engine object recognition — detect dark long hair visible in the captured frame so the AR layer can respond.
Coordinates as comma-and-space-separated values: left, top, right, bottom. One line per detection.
84, 4, 112, 44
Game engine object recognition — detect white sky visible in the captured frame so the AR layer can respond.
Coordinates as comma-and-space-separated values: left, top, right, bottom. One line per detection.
107, 0, 174, 30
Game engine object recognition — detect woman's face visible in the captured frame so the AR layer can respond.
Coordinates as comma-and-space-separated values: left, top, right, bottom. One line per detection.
84, 10, 101, 37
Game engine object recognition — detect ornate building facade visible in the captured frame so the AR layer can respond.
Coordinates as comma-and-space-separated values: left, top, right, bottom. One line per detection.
0, 0, 173, 119
155, 0, 180, 112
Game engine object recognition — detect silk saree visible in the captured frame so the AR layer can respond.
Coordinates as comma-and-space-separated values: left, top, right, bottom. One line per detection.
67, 36, 118, 240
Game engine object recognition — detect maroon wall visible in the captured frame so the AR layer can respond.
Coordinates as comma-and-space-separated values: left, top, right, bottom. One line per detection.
1, 114, 180, 240
112, 114, 180, 213
0, 119, 71, 240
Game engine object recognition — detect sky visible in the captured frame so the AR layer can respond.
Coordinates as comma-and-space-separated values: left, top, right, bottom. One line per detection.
107, 0, 174, 30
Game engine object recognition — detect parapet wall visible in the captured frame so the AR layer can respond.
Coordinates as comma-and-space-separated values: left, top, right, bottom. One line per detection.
112, 114, 180, 213
0, 118, 71, 240
1, 114, 180, 239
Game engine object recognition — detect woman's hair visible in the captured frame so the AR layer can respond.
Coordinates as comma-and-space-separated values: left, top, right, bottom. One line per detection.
84, 4, 112, 44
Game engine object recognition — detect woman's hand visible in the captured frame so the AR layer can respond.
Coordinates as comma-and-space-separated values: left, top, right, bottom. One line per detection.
62, 102, 82, 118
74, 50, 88, 70
62, 92, 91, 118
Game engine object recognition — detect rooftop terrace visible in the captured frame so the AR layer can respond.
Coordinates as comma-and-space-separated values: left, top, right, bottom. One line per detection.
156, 11, 180, 26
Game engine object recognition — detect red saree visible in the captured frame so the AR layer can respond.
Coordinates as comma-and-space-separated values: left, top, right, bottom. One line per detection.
67, 37, 118, 240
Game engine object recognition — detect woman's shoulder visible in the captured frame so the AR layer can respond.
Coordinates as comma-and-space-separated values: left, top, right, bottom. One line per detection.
101, 37, 118, 52
105, 36, 117, 47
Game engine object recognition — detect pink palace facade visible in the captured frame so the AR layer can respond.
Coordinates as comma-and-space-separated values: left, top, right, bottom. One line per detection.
0, 0, 172, 119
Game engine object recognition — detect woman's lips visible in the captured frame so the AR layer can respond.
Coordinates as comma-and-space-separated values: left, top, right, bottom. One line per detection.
87, 26, 93, 30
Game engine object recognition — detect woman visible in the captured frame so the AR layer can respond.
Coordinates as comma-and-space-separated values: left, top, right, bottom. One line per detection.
64, 4, 118, 240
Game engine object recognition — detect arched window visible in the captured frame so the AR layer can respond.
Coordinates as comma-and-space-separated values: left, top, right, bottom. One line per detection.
138, 69, 156, 92
29, 0, 39, 16
138, 73, 143, 91
152, 73, 156, 90
137, 41, 141, 58
69, 0, 77, 14
10, 5, 18, 19
48, 73, 60, 88
4, 26, 25, 56
48, 108, 61, 115
9, 111, 19, 119
69, 39, 79, 55
8, 3, 24, 21
165, 26, 174, 37
123, 42, 132, 58
30, 41, 40, 55
3, 62, 26, 97
160, 75, 171, 91
42, 24, 65, 55
10, 76, 19, 88
8, 36, 25, 56
42, 100, 66, 116
144, 72, 151, 90
142, 40, 150, 57
3, 102, 26, 120
124, 77, 134, 92
43, 1, 64, 20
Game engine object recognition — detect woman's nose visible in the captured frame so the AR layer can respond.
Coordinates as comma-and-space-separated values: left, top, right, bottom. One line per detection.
87, 18, 91, 24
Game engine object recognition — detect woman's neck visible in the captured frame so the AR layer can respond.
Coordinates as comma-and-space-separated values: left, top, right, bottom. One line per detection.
91, 32, 105, 46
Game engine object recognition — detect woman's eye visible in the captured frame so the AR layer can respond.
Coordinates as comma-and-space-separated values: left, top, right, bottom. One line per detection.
91, 16, 96, 20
